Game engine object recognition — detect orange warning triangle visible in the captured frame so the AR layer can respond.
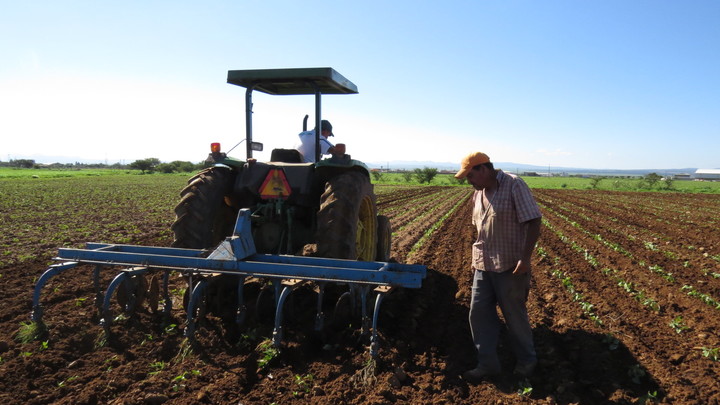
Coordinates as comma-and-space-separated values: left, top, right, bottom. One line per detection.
259, 169, 292, 199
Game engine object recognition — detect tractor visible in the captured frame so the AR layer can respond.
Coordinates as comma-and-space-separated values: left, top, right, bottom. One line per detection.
171, 67, 390, 262
169, 67, 392, 326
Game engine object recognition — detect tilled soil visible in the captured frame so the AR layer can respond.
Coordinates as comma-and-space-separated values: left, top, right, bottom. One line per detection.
1, 182, 719, 404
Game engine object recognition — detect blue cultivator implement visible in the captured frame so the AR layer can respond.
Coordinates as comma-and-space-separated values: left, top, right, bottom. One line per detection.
31, 210, 426, 356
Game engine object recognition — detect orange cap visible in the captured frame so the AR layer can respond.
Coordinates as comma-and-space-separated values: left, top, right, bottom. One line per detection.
455, 152, 490, 179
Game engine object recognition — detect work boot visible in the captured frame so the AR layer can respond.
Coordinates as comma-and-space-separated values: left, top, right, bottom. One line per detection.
462, 365, 501, 384
513, 361, 537, 378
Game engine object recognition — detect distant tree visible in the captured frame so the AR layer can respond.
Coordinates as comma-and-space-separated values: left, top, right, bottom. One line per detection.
129, 158, 161, 174
371, 170, 384, 182
10, 159, 36, 168
413, 167, 438, 184
589, 176, 605, 189
156, 163, 176, 173
663, 177, 675, 191
170, 160, 199, 173
402, 171, 413, 183
645, 173, 662, 188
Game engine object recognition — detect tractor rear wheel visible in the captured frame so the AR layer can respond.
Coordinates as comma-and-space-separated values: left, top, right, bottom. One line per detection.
171, 167, 238, 249
376, 215, 391, 262
316, 171, 377, 261
172, 167, 240, 325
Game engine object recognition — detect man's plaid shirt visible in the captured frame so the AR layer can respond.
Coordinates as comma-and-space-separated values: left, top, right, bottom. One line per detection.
471, 170, 542, 273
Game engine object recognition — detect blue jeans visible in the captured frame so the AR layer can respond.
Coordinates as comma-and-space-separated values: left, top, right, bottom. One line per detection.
469, 269, 536, 370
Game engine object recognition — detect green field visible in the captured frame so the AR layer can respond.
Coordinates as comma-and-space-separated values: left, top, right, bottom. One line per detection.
3, 167, 718, 193
522, 175, 720, 193
0, 167, 197, 179
371, 171, 720, 193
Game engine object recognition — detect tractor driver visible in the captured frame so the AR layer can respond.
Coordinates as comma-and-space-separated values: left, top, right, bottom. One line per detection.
295, 119, 344, 163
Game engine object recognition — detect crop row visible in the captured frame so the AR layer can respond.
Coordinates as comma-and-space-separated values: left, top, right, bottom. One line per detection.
535, 193, 720, 294
533, 189, 720, 400
0, 176, 185, 270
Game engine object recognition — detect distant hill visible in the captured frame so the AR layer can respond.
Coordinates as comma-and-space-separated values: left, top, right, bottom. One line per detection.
365, 160, 698, 177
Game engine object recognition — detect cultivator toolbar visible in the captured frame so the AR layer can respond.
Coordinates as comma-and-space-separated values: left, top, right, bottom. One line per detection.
31, 210, 426, 356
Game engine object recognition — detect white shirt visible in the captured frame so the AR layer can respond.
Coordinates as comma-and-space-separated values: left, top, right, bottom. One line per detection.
295, 130, 334, 163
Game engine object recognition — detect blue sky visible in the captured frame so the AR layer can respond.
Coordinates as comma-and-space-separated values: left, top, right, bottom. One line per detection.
1, 1, 718, 170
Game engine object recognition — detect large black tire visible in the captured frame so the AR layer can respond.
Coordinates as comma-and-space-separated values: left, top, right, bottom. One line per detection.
171, 167, 238, 249
316, 171, 377, 261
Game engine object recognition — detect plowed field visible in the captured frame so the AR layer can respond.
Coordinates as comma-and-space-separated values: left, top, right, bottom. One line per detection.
1, 176, 719, 404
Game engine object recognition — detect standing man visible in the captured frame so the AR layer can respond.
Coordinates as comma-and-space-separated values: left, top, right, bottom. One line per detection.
454, 152, 542, 383
295, 119, 342, 163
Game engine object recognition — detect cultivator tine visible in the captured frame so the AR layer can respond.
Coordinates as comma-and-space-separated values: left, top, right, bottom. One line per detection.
92, 264, 104, 314
147, 274, 160, 314
315, 282, 326, 331
236, 275, 247, 325
100, 267, 148, 331
117, 272, 148, 311
272, 279, 303, 347
161, 271, 172, 318
184, 279, 208, 339
271, 284, 294, 347
333, 290, 353, 327
31, 262, 79, 323
369, 286, 391, 358
359, 285, 372, 335
255, 282, 274, 320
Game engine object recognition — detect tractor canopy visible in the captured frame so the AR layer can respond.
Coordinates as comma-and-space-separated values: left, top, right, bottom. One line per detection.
227, 67, 358, 95
225, 67, 359, 163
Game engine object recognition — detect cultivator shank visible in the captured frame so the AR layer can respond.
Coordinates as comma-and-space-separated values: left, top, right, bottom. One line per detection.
31, 210, 426, 356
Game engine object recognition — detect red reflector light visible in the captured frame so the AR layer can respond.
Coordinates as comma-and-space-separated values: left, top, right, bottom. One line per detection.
210, 143, 221, 153
259, 169, 292, 200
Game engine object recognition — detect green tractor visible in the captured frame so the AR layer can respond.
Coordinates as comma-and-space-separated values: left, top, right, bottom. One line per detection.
171, 68, 391, 267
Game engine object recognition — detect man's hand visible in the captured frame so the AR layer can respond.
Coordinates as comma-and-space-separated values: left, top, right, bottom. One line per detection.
513, 259, 531, 275
514, 217, 541, 275
329, 143, 346, 156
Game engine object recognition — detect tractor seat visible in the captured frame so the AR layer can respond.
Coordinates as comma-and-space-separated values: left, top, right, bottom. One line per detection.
270, 148, 303, 163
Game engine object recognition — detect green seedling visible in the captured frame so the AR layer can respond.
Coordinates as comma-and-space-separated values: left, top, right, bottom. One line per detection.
171, 369, 200, 391
16, 321, 46, 343
256, 339, 279, 370
701, 347, 720, 362
639, 390, 659, 404
164, 323, 179, 335
95, 330, 108, 349
293, 374, 314, 396
175, 369, 200, 381
669, 316, 689, 334
148, 361, 166, 376
57, 375, 79, 387
516, 380, 533, 397
103, 355, 118, 372
174, 338, 193, 363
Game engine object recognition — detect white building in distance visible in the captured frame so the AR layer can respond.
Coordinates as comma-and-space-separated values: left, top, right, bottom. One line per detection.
694, 169, 720, 181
